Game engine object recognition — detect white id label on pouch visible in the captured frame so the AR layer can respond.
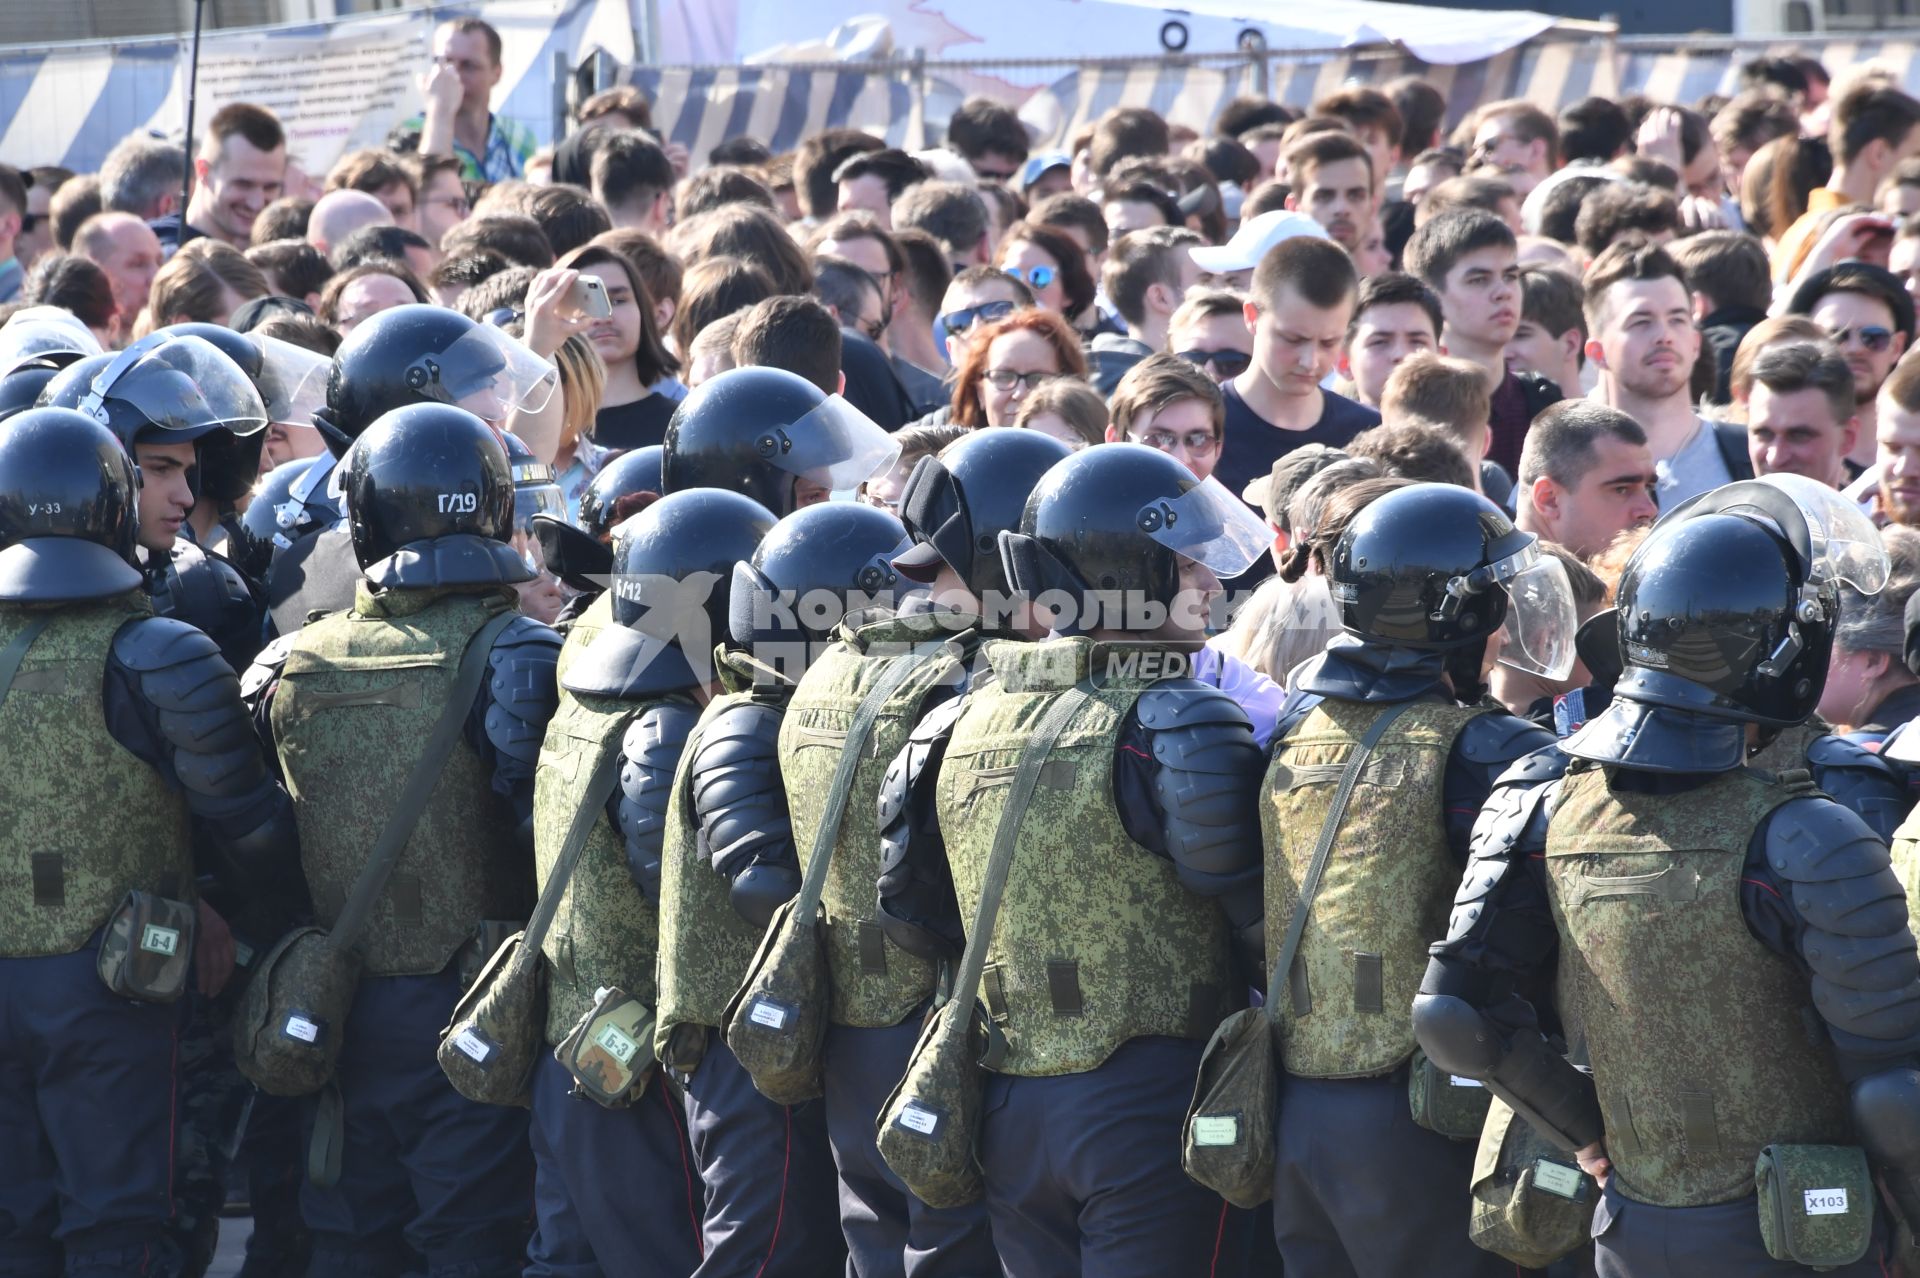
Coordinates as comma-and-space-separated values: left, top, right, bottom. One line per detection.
898, 1102, 941, 1135
454, 1029, 493, 1063
1805, 1189, 1849, 1216
748, 998, 790, 1030
284, 1015, 320, 1043
1192, 1116, 1240, 1147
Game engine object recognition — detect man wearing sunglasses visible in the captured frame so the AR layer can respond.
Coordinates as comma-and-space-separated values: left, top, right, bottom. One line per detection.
0, 165, 27, 305
1168, 290, 1255, 385
932, 266, 1032, 368
1788, 262, 1915, 474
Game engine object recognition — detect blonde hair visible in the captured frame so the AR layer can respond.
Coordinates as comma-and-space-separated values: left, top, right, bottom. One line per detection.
1013, 379, 1108, 448
137, 240, 268, 336
552, 334, 606, 459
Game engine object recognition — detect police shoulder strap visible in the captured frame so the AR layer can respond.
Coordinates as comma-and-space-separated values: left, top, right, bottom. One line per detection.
330, 607, 523, 954
513, 736, 625, 971
1277, 697, 1418, 1017
791, 640, 955, 929
0, 615, 52, 715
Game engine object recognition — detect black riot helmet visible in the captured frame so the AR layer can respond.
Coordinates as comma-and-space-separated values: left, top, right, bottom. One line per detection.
0, 308, 102, 382
229, 455, 322, 582
567, 488, 776, 698
895, 428, 1071, 599
533, 445, 663, 595
661, 366, 898, 517
729, 502, 913, 656
579, 445, 663, 542
343, 403, 532, 589
0, 366, 60, 423
0, 407, 144, 602
325, 304, 558, 446
1000, 443, 1268, 636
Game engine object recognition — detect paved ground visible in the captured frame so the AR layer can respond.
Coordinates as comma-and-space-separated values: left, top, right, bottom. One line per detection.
209, 1217, 252, 1277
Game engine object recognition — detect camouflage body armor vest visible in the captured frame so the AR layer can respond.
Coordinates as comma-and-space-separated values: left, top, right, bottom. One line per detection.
1263, 696, 1491, 1079
534, 681, 668, 1046
1546, 763, 1851, 1207
654, 648, 783, 1066
0, 594, 194, 957
780, 614, 968, 1029
934, 637, 1234, 1077
272, 586, 530, 977
1748, 717, 1828, 776
553, 589, 612, 688
1891, 804, 1920, 934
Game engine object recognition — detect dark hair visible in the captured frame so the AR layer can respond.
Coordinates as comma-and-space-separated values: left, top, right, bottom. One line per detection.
0, 166, 25, 222
1404, 207, 1516, 290
203, 103, 285, 161
590, 131, 674, 216
1518, 400, 1649, 488
1312, 87, 1405, 149
1347, 423, 1475, 488
672, 255, 777, 356
709, 136, 772, 167
245, 238, 334, 300
731, 294, 843, 394
947, 98, 1031, 165
425, 249, 508, 293
1189, 137, 1260, 188
794, 129, 885, 219
1583, 238, 1689, 332
892, 228, 954, 320
557, 243, 679, 384
576, 85, 654, 131
1252, 236, 1358, 313
1535, 173, 1615, 245
527, 183, 612, 257
250, 196, 313, 245
591, 228, 685, 314
458, 265, 540, 321
1712, 90, 1801, 157
331, 223, 431, 271
439, 16, 503, 65
1386, 77, 1448, 156
807, 210, 904, 277
1739, 56, 1809, 99
950, 263, 1035, 306
1613, 155, 1680, 191
49, 176, 102, 251
1764, 133, 1833, 242
812, 254, 884, 326
1748, 339, 1857, 426
316, 261, 428, 326
676, 166, 775, 221
672, 204, 814, 296
893, 181, 989, 263
1029, 193, 1109, 257
1090, 107, 1172, 180
998, 219, 1097, 317
1668, 229, 1771, 314
23, 253, 113, 331
254, 313, 341, 357
1419, 174, 1516, 223
1559, 96, 1632, 164
440, 213, 555, 269
1216, 97, 1296, 138
1831, 80, 1920, 166
1788, 261, 1918, 343
1103, 226, 1204, 329
1286, 130, 1374, 192
833, 148, 930, 204
1241, 180, 1292, 219
1351, 271, 1443, 340
1518, 263, 1587, 347
1574, 183, 1680, 259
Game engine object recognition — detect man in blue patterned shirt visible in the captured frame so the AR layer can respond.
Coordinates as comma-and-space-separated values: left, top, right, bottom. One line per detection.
408, 18, 535, 184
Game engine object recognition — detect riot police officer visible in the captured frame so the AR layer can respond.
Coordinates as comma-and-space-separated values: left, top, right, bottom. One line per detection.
525, 487, 775, 1278
781, 426, 1068, 1277
881, 444, 1270, 1274
0, 307, 100, 421
1262, 481, 1564, 1276
1416, 477, 1920, 1276
0, 407, 294, 1278
532, 444, 664, 616
243, 404, 560, 1278
654, 501, 920, 1276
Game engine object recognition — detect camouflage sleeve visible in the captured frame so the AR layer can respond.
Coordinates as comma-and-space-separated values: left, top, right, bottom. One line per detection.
472, 615, 561, 846
1753, 796, 1920, 1080
616, 701, 700, 903
108, 616, 298, 893
1807, 734, 1914, 844
876, 691, 967, 963
1445, 711, 1558, 862
690, 699, 799, 927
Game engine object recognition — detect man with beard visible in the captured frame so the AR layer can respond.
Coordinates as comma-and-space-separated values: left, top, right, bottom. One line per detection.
1877, 356, 1920, 527
1788, 262, 1915, 473
1284, 132, 1375, 257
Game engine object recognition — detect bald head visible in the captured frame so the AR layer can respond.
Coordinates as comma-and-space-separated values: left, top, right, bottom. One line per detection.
73, 211, 163, 329
307, 189, 392, 257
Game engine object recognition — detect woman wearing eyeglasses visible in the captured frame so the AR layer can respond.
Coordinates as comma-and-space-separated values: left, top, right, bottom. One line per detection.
948, 309, 1089, 427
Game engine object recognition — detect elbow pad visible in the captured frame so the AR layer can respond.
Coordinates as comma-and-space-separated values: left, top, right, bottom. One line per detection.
617, 702, 699, 901
1412, 992, 1603, 1152
689, 700, 795, 883
1135, 681, 1264, 887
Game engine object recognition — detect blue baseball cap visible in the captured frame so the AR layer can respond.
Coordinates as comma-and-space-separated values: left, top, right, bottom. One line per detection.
1019, 151, 1072, 190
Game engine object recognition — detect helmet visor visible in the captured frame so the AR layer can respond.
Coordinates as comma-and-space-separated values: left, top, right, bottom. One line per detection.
1753, 473, 1889, 595
1137, 476, 1271, 579
1492, 547, 1578, 680
513, 481, 567, 534
435, 325, 558, 425
254, 333, 332, 426
0, 312, 101, 379
757, 394, 899, 491
86, 334, 269, 438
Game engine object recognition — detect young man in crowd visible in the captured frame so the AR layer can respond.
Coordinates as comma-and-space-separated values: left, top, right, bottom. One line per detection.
1878, 355, 1920, 527
1378, 352, 1507, 498
1105, 351, 1226, 480
1772, 77, 1920, 280
1514, 399, 1661, 558
1089, 226, 1204, 393
1283, 131, 1377, 255
1404, 207, 1562, 476
179, 103, 289, 250
412, 17, 535, 182
1216, 235, 1381, 504
1508, 262, 1587, 399
1168, 288, 1255, 385
1468, 99, 1560, 198
1789, 261, 1914, 471
1744, 339, 1862, 488
1340, 271, 1443, 408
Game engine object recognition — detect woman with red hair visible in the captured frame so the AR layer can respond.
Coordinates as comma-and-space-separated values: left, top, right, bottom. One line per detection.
950, 308, 1090, 427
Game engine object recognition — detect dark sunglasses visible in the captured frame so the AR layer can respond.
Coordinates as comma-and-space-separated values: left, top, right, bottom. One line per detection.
1828, 324, 1896, 353
1004, 264, 1057, 291
1177, 347, 1252, 377
18, 213, 37, 235
938, 299, 1017, 337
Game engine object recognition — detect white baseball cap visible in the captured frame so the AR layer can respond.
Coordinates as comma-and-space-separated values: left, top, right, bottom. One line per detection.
1189, 210, 1330, 274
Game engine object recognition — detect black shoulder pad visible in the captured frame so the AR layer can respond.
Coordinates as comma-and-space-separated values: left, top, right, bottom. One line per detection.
691, 700, 793, 881
1768, 796, 1903, 886
1135, 679, 1256, 733
1810, 733, 1898, 777
239, 633, 295, 703
1807, 734, 1912, 842
1493, 743, 1571, 790
616, 701, 701, 899
1434, 768, 1562, 952
880, 692, 966, 831
114, 617, 254, 753
1458, 711, 1558, 768
483, 617, 561, 766
1146, 688, 1265, 883
112, 614, 226, 674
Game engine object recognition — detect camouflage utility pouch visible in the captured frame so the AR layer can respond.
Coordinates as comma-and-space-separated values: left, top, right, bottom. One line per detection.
232, 926, 361, 1096
1468, 1097, 1593, 1268
729, 645, 945, 1105
437, 931, 543, 1107
97, 891, 197, 1004
876, 998, 989, 1209
456, 920, 524, 990
1410, 1047, 1495, 1139
1756, 1144, 1874, 1269
556, 985, 657, 1107
1181, 1005, 1275, 1207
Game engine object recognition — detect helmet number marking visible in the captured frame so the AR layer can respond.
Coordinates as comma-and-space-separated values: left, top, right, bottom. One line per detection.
26, 502, 62, 516
437, 492, 478, 514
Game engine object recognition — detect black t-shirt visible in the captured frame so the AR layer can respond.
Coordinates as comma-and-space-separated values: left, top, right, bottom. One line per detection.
591, 393, 679, 452
1213, 382, 1380, 506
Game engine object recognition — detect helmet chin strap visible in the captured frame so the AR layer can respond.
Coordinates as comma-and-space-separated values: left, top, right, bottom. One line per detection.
1444, 637, 1490, 706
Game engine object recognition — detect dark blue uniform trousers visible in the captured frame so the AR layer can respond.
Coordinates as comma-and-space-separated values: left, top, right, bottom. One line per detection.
0, 943, 186, 1278
679, 1031, 845, 1278
300, 972, 532, 1278
1271, 1065, 1514, 1278
976, 1036, 1237, 1278
821, 1014, 998, 1278
1590, 1179, 1890, 1277
524, 1054, 703, 1278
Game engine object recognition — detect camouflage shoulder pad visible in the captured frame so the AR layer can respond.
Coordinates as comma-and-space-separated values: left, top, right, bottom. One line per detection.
483, 616, 562, 767
1456, 710, 1557, 769
240, 633, 296, 703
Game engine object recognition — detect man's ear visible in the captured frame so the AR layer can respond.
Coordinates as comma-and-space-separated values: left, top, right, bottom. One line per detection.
1336, 348, 1352, 379
1530, 475, 1561, 522
1104, 422, 1125, 444
1584, 337, 1608, 372
837, 371, 847, 395
1559, 328, 1585, 370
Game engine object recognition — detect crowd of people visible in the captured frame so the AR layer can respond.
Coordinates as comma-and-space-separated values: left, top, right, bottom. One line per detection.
14, 14, 1920, 1278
